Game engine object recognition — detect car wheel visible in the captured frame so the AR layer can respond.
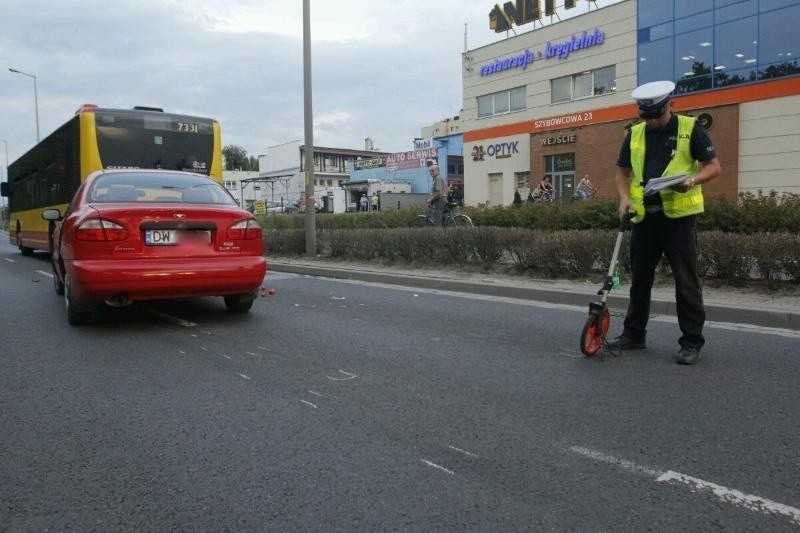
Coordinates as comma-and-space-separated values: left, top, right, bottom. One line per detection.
224, 292, 256, 313
52, 259, 65, 296
64, 275, 93, 326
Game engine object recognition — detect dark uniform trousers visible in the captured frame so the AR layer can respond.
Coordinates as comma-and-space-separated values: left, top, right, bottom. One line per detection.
622, 208, 706, 350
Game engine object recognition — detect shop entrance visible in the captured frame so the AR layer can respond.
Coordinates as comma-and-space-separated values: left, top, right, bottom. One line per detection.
551, 173, 575, 202
544, 153, 576, 203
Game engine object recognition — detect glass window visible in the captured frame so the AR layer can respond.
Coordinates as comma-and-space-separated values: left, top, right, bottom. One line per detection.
573, 72, 593, 98
674, 28, 714, 84
638, 39, 673, 84
477, 87, 526, 118
494, 92, 510, 114
676, 0, 712, 18
551, 76, 572, 103
715, 0, 756, 24
715, 17, 757, 85
594, 66, 616, 95
510, 86, 526, 111
477, 95, 493, 118
760, 0, 800, 10
675, 11, 712, 34
758, 3, 800, 79
649, 21, 673, 41
638, 0, 673, 27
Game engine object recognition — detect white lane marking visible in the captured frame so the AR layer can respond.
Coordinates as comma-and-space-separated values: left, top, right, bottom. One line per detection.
569, 446, 800, 525
237, 373, 252, 381
326, 369, 358, 381
569, 446, 661, 477
448, 445, 479, 458
324, 278, 800, 339
300, 399, 318, 409
220, 354, 232, 360
421, 459, 454, 476
4, 258, 15, 263
308, 390, 322, 397
179, 350, 186, 355
145, 308, 197, 327
36, 269, 53, 278
559, 350, 583, 359
331, 296, 346, 300
657, 471, 800, 525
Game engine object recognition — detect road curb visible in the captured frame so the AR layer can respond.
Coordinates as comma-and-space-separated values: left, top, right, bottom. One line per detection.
269, 261, 799, 331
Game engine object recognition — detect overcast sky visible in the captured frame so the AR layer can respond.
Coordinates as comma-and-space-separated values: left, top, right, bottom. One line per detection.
1, 0, 620, 165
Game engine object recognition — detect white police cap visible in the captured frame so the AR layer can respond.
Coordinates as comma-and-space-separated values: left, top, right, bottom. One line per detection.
631, 80, 675, 109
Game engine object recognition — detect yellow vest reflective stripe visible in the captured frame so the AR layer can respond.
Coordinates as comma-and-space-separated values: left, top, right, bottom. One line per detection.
629, 115, 704, 222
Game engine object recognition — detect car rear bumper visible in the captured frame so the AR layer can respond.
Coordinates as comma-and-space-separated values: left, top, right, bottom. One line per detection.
65, 256, 268, 302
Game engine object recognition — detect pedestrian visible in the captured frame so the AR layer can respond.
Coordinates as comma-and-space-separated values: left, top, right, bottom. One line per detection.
426, 161, 447, 226
359, 193, 369, 212
609, 80, 721, 365
370, 191, 379, 212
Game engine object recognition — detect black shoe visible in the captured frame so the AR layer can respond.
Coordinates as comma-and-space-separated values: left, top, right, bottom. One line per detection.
676, 347, 701, 365
607, 335, 646, 350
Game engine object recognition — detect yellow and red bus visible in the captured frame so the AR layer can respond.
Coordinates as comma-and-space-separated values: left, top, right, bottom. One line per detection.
0, 104, 222, 254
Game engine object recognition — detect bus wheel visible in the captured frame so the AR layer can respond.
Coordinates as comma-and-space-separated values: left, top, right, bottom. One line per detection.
64, 276, 92, 326
16, 224, 33, 256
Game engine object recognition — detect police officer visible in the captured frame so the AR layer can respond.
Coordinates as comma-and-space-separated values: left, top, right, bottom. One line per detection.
610, 80, 721, 365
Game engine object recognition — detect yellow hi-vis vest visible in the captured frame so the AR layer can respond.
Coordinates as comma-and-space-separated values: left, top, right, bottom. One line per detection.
629, 114, 704, 222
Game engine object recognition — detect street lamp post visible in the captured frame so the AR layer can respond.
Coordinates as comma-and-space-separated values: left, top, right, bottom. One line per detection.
9, 67, 40, 142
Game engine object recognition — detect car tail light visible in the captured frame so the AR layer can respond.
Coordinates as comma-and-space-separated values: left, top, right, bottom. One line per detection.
75, 218, 128, 241
227, 219, 262, 240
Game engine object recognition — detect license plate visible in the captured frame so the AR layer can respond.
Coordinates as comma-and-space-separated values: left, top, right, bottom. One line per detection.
145, 229, 178, 245
145, 229, 211, 246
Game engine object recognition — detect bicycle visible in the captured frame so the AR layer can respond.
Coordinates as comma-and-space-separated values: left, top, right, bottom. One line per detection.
416, 202, 474, 228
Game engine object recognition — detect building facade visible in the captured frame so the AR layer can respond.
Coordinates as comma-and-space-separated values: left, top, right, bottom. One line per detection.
461, 0, 800, 206
257, 140, 391, 212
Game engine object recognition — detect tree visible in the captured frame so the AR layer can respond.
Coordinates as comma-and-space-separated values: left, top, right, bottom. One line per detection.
223, 144, 249, 171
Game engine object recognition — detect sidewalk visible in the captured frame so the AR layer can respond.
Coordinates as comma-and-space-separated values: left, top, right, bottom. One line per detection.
268, 256, 800, 331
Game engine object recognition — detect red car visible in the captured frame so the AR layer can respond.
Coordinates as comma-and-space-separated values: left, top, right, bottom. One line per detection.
43, 169, 267, 325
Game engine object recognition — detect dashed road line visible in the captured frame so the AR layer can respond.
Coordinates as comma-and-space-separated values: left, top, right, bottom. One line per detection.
421, 459, 454, 476
448, 445, 479, 458
237, 373, 252, 381
300, 399, 318, 409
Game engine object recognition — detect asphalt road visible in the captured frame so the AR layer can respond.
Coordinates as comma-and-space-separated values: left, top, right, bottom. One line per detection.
1, 240, 799, 531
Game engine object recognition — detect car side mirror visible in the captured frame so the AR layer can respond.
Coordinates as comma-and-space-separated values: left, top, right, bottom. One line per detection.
42, 208, 63, 221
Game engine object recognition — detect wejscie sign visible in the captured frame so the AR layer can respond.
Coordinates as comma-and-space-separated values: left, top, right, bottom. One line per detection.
471, 141, 519, 161
541, 133, 576, 145
490, 0, 582, 33
479, 28, 605, 76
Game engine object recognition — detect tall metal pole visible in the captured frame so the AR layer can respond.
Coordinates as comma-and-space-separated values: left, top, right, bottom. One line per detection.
303, 0, 316, 256
0, 139, 7, 228
9, 68, 40, 142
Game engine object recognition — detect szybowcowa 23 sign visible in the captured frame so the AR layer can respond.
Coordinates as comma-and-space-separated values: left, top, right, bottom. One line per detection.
490, 0, 582, 33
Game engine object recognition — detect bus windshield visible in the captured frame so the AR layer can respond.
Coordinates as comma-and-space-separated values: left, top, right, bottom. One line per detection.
95, 110, 215, 175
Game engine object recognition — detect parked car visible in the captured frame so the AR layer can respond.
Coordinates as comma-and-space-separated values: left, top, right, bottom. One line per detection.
266, 201, 290, 213
42, 169, 267, 325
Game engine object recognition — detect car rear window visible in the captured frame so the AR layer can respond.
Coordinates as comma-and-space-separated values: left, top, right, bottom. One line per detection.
89, 171, 237, 205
